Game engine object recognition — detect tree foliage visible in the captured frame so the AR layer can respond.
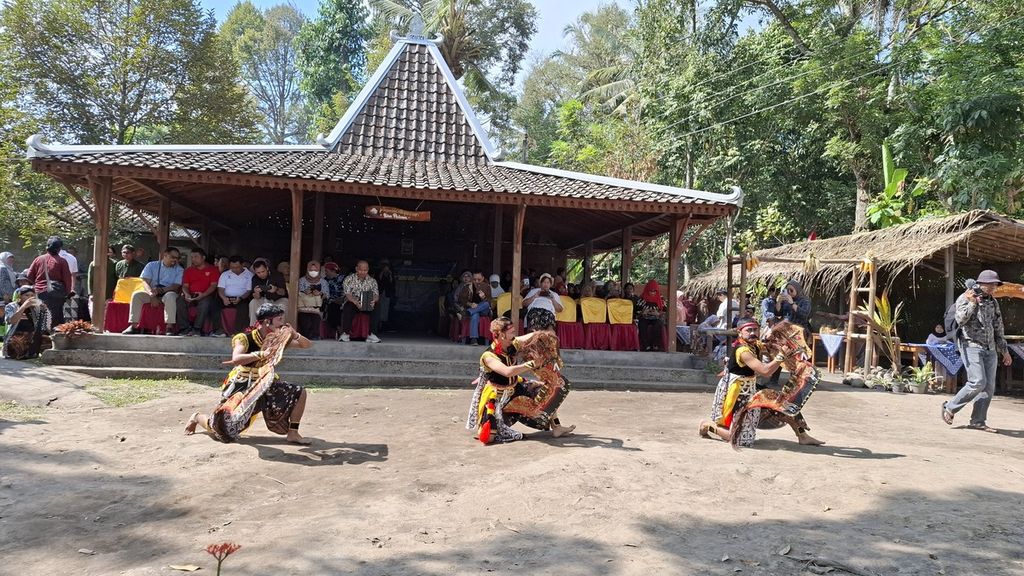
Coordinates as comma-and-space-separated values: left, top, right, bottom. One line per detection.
222, 2, 308, 144
296, 0, 370, 138
367, 0, 537, 130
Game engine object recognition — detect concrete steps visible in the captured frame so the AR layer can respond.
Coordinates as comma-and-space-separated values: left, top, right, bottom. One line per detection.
40, 334, 716, 391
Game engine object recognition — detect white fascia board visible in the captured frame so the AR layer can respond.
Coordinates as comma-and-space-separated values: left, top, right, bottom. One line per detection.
25, 134, 327, 158
316, 40, 409, 147
424, 43, 499, 161
493, 161, 744, 206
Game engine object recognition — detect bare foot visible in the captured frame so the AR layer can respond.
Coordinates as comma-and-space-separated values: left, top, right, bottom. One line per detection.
699, 421, 714, 439
286, 431, 312, 445
184, 412, 199, 435
551, 424, 576, 438
798, 433, 825, 446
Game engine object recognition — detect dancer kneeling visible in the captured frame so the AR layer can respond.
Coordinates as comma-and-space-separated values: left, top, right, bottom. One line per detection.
466, 317, 575, 444
185, 303, 313, 444
699, 318, 823, 448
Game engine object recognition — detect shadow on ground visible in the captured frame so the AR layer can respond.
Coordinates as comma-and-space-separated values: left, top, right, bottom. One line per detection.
270, 487, 1024, 575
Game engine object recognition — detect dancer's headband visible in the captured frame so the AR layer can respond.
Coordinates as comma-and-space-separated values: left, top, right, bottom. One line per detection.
737, 320, 759, 332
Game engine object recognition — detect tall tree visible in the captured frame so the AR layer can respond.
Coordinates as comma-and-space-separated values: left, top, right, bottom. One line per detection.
222, 2, 308, 144
3, 0, 227, 145
368, 0, 537, 130
296, 0, 370, 138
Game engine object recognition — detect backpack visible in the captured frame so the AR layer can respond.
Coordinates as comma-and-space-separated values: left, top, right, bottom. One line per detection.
943, 302, 959, 338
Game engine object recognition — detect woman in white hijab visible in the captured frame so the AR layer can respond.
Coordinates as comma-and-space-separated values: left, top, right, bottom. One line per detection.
0, 252, 17, 305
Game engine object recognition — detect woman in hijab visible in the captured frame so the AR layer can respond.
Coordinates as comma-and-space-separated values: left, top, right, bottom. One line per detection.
0, 252, 17, 305
637, 279, 666, 351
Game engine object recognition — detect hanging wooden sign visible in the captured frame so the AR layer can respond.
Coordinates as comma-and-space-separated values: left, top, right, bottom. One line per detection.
364, 205, 431, 222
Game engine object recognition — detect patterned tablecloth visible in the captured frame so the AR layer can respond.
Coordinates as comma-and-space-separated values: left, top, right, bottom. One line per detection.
908, 342, 963, 375
1008, 343, 1024, 362
818, 333, 844, 358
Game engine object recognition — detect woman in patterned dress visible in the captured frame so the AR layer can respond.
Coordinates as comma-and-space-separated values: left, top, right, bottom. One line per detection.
185, 303, 313, 444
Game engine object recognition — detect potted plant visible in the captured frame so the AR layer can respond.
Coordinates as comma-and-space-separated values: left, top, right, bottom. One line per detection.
904, 363, 939, 394
51, 320, 96, 350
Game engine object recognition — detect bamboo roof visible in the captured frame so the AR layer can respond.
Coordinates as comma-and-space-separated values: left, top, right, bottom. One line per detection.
686, 210, 1024, 297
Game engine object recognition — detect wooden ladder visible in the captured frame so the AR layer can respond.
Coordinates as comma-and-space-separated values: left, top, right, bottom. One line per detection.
724, 254, 748, 330
843, 259, 877, 374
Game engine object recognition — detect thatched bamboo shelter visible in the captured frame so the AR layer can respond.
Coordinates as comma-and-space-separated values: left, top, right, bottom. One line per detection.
686, 210, 1024, 306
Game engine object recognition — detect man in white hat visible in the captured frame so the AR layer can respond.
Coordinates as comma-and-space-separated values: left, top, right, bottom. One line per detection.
943, 269, 1012, 432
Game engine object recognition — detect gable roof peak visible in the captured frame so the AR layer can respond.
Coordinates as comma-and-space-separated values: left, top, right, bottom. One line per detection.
316, 31, 497, 165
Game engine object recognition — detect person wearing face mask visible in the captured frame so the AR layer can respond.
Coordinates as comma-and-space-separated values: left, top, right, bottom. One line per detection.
2, 286, 53, 359
488, 274, 504, 299
296, 261, 325, 339
699, 318, 822, 447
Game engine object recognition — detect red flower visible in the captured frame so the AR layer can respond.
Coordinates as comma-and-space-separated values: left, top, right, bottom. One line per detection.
205, 542, 241, 575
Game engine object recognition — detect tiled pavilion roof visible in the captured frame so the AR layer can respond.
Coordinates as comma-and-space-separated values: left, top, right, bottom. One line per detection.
27, 29, 742, 247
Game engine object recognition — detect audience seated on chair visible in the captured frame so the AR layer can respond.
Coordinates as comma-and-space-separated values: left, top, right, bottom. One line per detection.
636, 280, 667, 351
2, 286, 52, 359
115, 244, 145, 279
338, 259, 381, 343
321, 262, 345, 334
458, 270, 492, 344
122, 247, 186, 335
181, 248, 221, 336
296, 261, 324, 339
217, 255, 254, 335
249, 259, 289, 327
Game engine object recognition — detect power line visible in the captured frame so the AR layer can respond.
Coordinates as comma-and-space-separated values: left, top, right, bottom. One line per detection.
665, 11, 1024, 139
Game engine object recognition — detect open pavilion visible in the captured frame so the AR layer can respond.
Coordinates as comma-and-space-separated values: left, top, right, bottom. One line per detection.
27, 28, 741, 349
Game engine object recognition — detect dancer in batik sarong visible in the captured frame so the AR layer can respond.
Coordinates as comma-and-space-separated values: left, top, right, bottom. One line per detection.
466, 317, 575, 444
699, 318, 823, 448
185, 303, 313, 444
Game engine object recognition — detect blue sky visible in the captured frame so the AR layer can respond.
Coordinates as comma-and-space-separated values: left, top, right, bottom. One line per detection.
201, 0, 631, 88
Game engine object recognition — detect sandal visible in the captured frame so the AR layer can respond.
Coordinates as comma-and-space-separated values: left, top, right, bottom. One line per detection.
967, 423, 998, 433
941, 403, 954, 425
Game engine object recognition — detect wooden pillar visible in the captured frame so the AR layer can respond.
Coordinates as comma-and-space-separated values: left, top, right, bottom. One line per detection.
667, 217, 687, 352
287, 189, 304, 327
492, 205, 503, 274
200, 218, 212, 254
89, 176, 113, 331
510, 204, 526, 330
620, 226, 633, 284
311, 192, 325, 262
583, 240, 594, 284
944, 247, 955, 308
156, 197, 171, 254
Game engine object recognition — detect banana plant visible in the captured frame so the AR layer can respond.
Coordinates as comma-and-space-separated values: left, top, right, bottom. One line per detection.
867, 142, 929, 228
854, 288, 906, 372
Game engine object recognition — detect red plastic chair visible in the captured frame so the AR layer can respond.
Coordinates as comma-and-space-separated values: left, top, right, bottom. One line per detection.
460, 316, 492, 343
350, 313, 370, 340
186, 306, 214, 333
580, 297, 611, 350
103, 301, 130, 333
608, 299, 640, 351
138, 303, 167, 334
555, 296, 583, 349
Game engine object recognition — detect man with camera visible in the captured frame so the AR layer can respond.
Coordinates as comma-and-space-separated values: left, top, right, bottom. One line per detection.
942, 270, 1012, 432
123, 247, 186, 334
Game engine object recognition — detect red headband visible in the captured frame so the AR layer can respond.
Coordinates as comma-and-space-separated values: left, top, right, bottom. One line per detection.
737, 321, 759, 332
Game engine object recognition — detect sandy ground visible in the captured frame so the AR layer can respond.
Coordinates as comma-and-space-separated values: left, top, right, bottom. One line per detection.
2, 374, 1024, 576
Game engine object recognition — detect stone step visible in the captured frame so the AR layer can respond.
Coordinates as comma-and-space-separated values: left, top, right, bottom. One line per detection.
62, 334, 699, 369
40, 349, 710, 384
51, 366, 714, 392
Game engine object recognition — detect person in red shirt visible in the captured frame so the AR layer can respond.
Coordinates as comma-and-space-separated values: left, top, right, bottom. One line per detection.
181, 248, 222, 336
26, 236, 74, 325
